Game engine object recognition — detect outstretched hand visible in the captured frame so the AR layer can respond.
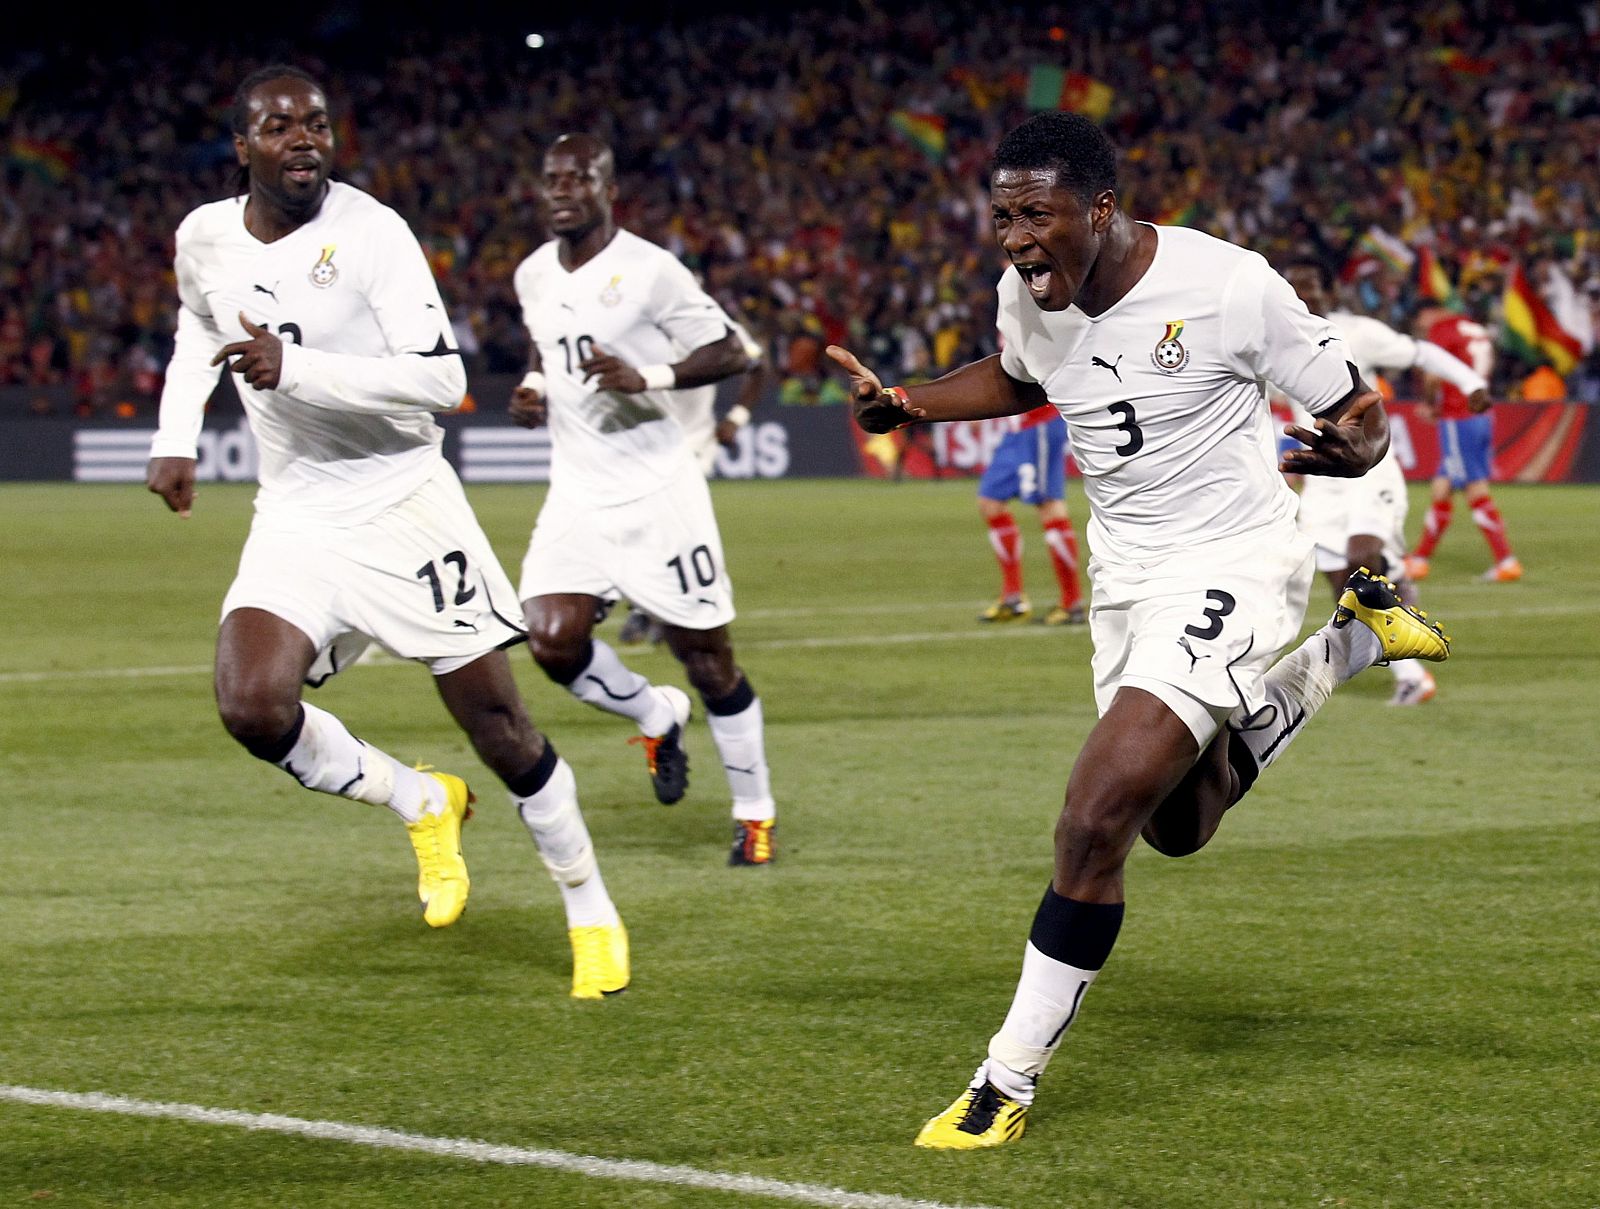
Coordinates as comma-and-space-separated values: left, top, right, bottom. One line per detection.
1280, 390, 1386, 478
825, 344, 926, 433
212, 314, 283, 391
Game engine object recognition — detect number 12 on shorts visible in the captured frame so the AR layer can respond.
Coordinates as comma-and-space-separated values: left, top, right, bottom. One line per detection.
668, 544, 717, 594
416, 551, 477, 612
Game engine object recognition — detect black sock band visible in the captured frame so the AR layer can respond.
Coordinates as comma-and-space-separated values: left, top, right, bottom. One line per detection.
546, 640, 594, 688
1028, 886, 1124, 972
505, 741, 560, 798
1227, 729, 1261, 799
702, 674, 755, 717
245, 705, 306, 764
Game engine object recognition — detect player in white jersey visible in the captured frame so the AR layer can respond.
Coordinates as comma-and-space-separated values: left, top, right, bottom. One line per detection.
145, 67, 629, 999
508, 134, 779, 867
617, 310, 766, 646
826, 113, 1451, 1148
1282, 261, 1487, 706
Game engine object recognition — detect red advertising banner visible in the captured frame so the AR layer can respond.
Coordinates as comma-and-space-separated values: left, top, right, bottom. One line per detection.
852, 402, 1593, 484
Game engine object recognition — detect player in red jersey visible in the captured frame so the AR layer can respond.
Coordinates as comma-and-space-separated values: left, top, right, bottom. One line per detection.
977, 402, 1085, 626
1408, 312, 1522, 582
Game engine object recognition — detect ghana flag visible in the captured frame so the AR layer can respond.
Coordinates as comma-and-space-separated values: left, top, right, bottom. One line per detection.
888, 110, 946, 162
1416, 246, 1462, 310
1502, 264, 1582, 376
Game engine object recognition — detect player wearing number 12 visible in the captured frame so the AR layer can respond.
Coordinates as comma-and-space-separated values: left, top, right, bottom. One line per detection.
146, 68, 630, 999
827, 112, 1451, 1148
510, 135, 778, 867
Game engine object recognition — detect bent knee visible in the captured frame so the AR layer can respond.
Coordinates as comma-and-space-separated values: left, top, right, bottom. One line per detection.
216, 687, 300, 747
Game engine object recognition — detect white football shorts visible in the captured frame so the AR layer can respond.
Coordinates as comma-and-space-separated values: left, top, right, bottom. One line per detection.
221, 461, 526, 683
518, 460, 736, 630
1089, 522, 1315, 746
1297, 454, 1408, 575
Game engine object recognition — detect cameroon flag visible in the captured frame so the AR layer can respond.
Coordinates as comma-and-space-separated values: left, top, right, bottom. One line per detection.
1026, 66, 1114, 119
1502, 264, 1582, 375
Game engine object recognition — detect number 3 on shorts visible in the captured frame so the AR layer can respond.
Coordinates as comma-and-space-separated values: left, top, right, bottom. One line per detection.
1184, 588, 1236, 641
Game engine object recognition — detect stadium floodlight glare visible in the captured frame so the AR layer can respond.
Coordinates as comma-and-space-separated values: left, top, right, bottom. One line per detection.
524, 33, 546, 48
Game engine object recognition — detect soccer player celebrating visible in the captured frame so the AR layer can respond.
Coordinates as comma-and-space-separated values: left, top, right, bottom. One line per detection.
975, 405, 1084, 626
1281, 261, 1486, 705
827, 113, 1451, 1148
1408, 308, 1521, 582
509, 135, 778, 867
146, 67, 629, 999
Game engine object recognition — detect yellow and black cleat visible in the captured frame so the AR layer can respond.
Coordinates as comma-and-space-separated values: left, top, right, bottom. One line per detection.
569, 920, 630, 1000
1334, 567, 1451, 663
1036, 603, 1086, 627
914, 1082, 1028, 1150
406, 771, 474, 928
978, 596, 1032, 624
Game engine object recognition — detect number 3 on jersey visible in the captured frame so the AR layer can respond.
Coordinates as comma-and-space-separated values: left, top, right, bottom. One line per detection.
1108, 401, 1143, 456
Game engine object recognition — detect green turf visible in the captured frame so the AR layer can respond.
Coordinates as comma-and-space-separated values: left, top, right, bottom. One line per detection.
1, 479, 1597, 1208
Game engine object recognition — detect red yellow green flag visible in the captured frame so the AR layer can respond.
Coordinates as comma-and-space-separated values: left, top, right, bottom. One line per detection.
1416, 246, 1462, 310
1026, 66, 1114, 119
888, 110, 947, 162
1502, 264, 1581, 375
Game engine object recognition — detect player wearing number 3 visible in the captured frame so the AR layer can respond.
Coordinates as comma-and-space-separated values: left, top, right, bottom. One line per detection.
146, 68, 632, 1000
509, 134, 779, 867
827, 113, 1452, 1148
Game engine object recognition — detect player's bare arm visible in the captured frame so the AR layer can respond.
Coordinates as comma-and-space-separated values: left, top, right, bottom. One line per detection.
509, 342, 547, 428
146, 457, 198, 517
579, 330, 747, 393
826, 346, 1048, 433
212, 314, 284, 391
1280, 386, 1389, 478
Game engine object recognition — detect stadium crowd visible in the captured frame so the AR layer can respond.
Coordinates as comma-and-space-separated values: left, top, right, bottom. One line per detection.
5, 0, 1600, 414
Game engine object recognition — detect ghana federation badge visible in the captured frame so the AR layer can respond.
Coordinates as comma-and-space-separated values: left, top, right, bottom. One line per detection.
599, 274, 623, 307
309, 245, 338, 288
1151, 320, 1190, 374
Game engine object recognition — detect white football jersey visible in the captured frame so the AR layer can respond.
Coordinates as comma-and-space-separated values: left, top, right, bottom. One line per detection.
665, 311, 762, 474
153, 182, 465, 525
513, 229, 730, 504
996, 225, 1355, 564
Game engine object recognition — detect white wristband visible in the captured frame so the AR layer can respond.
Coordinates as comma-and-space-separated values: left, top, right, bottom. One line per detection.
724, 404, 752, 428
520, 371, 546, 394
639, 364, 677, 391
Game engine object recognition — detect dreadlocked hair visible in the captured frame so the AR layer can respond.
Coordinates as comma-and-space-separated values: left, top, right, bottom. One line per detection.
229, 64, 326, 195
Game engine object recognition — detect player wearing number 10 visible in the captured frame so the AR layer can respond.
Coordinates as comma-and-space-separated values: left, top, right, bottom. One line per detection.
509, 135, 779, 867
146, 68, 631, 999
827, 112, 1451, 1148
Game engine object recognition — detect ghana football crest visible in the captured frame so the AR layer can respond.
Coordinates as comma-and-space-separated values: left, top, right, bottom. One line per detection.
309, 245, 338, 288
600, 274, 623, 306
1151, 320, 1190, 374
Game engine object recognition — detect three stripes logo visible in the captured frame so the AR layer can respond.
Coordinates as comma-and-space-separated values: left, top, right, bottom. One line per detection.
458, 428, 553, 483
73, 430, 158, 482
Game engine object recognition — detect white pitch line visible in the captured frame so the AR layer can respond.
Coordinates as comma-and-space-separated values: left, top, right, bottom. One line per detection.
2, 600, 1595, 686
0, 1085, 999, 1209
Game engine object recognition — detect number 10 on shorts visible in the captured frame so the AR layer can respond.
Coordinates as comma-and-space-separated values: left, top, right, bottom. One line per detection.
668, 544, 717, 594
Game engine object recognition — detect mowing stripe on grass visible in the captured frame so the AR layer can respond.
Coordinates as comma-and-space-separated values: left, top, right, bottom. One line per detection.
0, 1084, 1001, 1209
3, 600, 1593, 685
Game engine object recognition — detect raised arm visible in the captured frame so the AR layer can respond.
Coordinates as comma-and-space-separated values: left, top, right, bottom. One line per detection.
826, 347, 1048, 433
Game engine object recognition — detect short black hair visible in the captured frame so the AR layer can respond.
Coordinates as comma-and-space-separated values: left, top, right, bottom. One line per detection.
991, 113, 1117, 205
230, 64, 325, 136
1284, 257, 1336, 291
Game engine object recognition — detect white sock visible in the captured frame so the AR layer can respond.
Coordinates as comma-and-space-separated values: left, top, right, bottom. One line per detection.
274, 702, 442, 823
514, 756, 618, 928
1232, 618, 1381, 774
567, 639, 677, 736
981, 942, 1100, 1105
1389, 657, 1427, 686
707, 696, 775, 821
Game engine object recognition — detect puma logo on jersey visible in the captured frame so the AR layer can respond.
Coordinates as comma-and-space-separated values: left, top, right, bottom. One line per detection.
1318, 336, 1335, 347
1177, 635, 1210, 672
1092, 354, 1123, 382
253, 283, 279, 302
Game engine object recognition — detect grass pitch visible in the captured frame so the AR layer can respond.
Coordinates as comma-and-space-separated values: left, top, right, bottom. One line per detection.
2, 478, 1598, 1208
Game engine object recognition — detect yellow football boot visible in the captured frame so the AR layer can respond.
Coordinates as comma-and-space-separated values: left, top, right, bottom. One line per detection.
1334, 568, 1451, 664
405, 771, 473, 928
978, 595, 1032, 623
1036, 603, 1086, 626
569, 920, 630, 1000
914, 1081, 1028, 1150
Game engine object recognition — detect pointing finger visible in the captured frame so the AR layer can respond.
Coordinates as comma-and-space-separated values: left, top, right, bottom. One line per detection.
825, 345, 865, 374
211, 341, 250, 367
238, 312, 268, 337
